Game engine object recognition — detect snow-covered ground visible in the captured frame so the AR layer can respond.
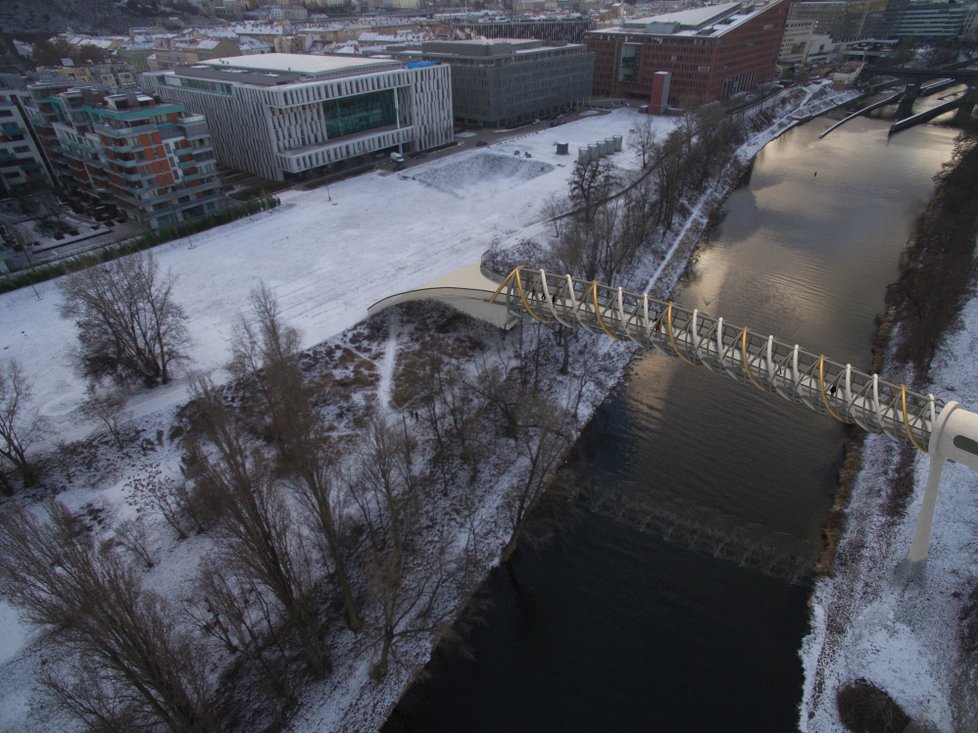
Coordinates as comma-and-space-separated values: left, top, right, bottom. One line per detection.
801, 292, 978, 732
0, 106, 681, 733
0, 84, 893, 733
0, 109, 667, 444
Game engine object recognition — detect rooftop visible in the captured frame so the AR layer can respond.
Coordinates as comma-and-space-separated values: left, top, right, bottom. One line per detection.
629, 2, 745, 28
199, 53, 396, 76
598, 0, 785, 38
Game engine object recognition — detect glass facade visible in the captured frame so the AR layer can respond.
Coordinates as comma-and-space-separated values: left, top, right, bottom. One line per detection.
618, 44, 640, 83
323, 90, 397, 139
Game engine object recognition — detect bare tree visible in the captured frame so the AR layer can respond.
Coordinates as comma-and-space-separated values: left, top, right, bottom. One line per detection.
501, 398, 574, 562
568, 157, 618, 224
228, 282, 316, 467
630, 117, 660, 168
190, 560, 296, 726
348, 415, 419, 560
653, 128, 693, 231
344, 416, 458, 680
185, 378, 329, 676
58, 252, 190, 386
0, 359, 45, 492
290, 435, 363, 632
128, 468, 220, 539
410, 351, 487, 490
541, 192, 568, 238
80, 379, 131, 451
0, 502, 216, 733
228, 284, 362, 631
367, 552, 456, 681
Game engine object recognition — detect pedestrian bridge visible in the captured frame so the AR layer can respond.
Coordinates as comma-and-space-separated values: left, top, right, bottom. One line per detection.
368, 264, 978, 562
367, 263, 518, 330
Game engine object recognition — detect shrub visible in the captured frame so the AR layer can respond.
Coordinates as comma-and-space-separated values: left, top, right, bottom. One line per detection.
836, 679, 911, 733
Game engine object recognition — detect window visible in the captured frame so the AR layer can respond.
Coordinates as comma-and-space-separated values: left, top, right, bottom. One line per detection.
322, 90, 398, 139
618, 43, 640, 83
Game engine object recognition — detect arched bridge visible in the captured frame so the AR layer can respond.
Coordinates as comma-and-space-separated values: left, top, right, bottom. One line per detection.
369, 265, 978, 563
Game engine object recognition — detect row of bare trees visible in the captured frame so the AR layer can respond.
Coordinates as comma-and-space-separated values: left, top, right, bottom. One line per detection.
1, 280, 586, 731
540, 106, 754, 290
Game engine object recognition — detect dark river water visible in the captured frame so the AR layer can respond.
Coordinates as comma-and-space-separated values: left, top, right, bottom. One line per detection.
384, 112, 959, 732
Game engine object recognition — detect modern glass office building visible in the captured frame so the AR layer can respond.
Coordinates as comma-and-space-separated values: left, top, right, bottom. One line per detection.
392, 40, 593, 129
142, 53, 454, 181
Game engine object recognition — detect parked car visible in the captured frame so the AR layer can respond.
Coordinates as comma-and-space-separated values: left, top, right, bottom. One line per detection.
476, 140, 488, 147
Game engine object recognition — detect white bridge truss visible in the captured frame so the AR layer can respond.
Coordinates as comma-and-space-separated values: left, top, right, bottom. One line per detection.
491, 267, 936, 449
488, 267, 978, 562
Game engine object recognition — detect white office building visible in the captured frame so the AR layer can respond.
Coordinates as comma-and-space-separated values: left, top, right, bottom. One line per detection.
142, 53, 454, 181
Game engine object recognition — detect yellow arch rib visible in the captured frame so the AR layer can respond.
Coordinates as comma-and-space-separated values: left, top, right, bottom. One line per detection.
591, 280, 622, 340
901, 385, 928, 452
513, 268, 552, 323
666, 302, 695, 365
488, 267, 517, 304
740, 327, 768, 393
818, 355, 845, 422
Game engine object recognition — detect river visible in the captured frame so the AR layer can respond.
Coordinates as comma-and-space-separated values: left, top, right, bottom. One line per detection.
383, 112, 960, 731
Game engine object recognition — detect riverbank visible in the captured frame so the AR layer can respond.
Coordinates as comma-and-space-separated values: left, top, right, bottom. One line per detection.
288, 84, 867, 733
801, 135, 978, 731
0, 84, 860, 733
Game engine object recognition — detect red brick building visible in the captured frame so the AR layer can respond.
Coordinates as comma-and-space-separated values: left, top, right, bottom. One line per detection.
586, 0, 790, 109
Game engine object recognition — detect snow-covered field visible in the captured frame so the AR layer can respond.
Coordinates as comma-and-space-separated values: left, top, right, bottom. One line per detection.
0, 109, 661, 444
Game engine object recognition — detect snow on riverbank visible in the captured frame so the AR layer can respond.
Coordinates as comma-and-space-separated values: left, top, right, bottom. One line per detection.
801, 289, 978, 732
0, 85, 854, 733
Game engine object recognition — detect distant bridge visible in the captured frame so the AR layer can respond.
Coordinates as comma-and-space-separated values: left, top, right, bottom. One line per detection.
369, 265, 978, 563
852, 60, 978, 133
861, 66, 978, 82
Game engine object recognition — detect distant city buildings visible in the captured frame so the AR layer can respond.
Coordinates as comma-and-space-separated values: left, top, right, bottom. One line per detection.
882, 0, 974, 39
147, 37, 242, 71
788, 0, 888, 41
391, 39, 593, 128
586, 0, 790, 109
0, 87, 51, 195
142, 53, 453, 181
430, 14, 595, 43
37, 62, 138, 88
779, 18, 839, 64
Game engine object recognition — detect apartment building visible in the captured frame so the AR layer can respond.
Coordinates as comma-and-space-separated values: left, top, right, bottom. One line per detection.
142, 53, 454, 181
30, 86, 226, 229
0, 87, 51, 194
586, 0, 790, 109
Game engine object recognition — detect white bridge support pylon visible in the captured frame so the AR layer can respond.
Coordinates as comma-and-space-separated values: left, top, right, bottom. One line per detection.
486, 267, 978, 562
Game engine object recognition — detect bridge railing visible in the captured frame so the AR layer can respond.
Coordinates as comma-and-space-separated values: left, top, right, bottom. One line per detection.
490, 267, 939, 450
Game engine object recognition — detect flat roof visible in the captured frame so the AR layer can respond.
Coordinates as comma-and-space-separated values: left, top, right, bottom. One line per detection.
200, 53, 396, 76
597, 0, 784, 39
629, 2, 743, 28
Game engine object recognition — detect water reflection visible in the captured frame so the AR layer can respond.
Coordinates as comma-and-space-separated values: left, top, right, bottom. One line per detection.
384, 114, 959, 733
